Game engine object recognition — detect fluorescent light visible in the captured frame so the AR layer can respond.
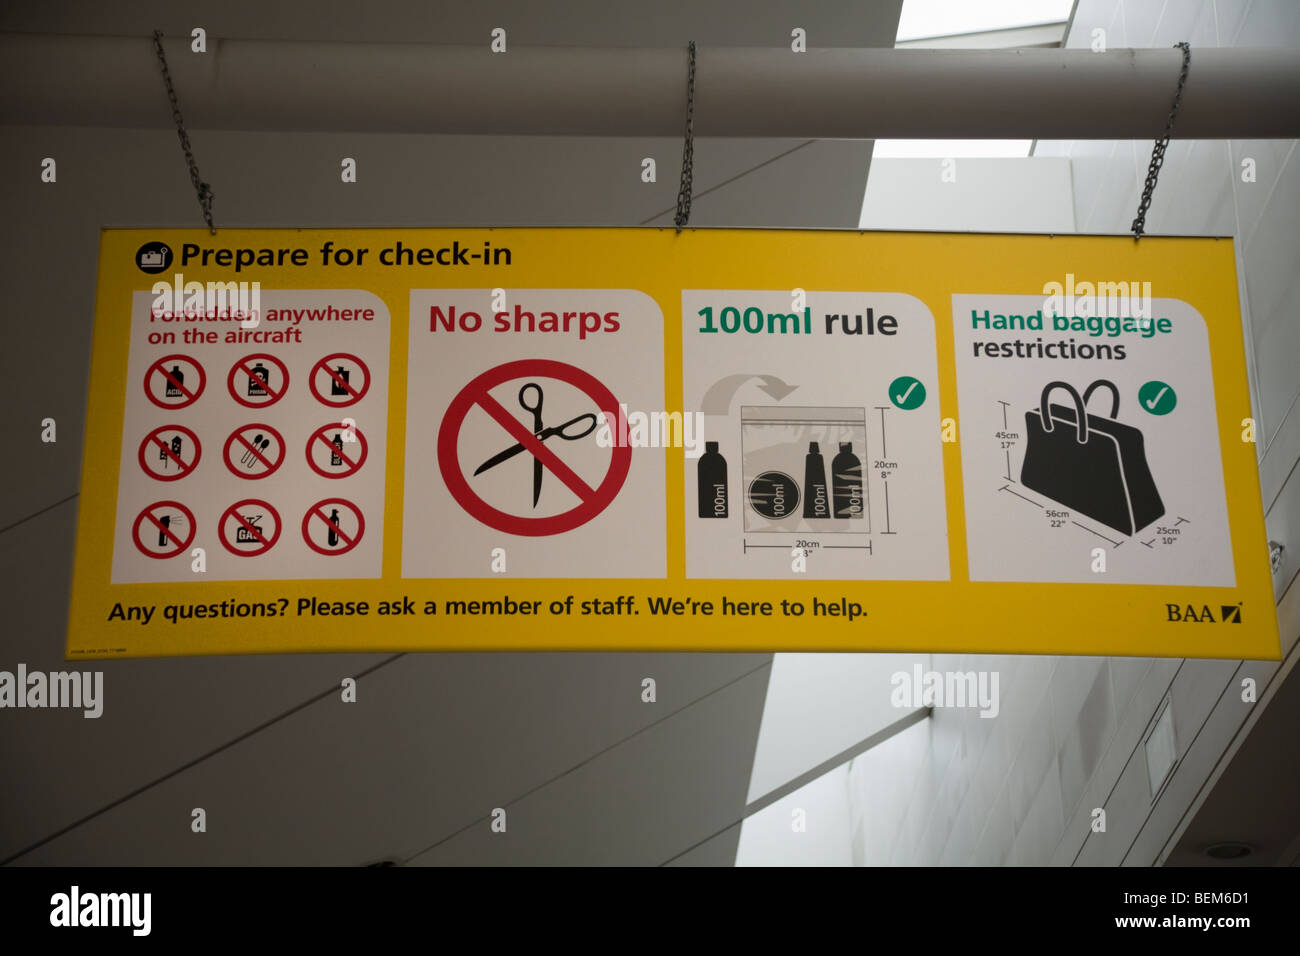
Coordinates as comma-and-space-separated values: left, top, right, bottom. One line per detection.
897, 0, 1075, 42
872, 139, 1033, 158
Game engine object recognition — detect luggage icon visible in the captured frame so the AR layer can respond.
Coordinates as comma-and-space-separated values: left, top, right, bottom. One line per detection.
1020, 379, 1164, 536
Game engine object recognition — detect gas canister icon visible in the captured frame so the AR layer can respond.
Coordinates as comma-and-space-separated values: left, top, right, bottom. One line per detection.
235, 513, 264, 543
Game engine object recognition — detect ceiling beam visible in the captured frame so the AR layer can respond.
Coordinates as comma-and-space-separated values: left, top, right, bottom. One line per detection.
3, 36, 1298, 138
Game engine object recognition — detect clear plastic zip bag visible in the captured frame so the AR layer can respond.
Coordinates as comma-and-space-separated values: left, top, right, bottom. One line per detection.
739, 406, 870, 533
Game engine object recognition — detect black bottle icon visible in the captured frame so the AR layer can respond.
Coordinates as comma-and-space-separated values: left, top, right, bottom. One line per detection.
803, 441, 830, 518
248, 362, 270, 396
832, 442, 864, 519
697, 441, 728, 518
327, 508, 341, 546
330, 432, 344, 466
330, 366, 351, 396
164, 364, 184, 397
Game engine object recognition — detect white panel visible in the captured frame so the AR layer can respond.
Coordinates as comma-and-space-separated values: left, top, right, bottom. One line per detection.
1168, 659, 1239, 761
859, 158, 1075, 232
972, 792, 1015, 865
1232, 0, 1300, 46
1076, 733, 1151, 864
1047, 658, 1108, 744
1152, 0, 1218, 49
1123, 0, 1167, 47
1065, 0, 1121, 48
1230, 139, 1297, 252
1071, 140, 1119, 230
1214, 0, 1253, 45
1145, 140, 1235, 236
745, 653, 927, 802
1008, 757, 1064, 865
1108, 657, 1153, 720
1056, 662, 1116, 822
848, 717, 929, 865
1085, 144, 1141, 234
1033, 139, 1074, 158
1247, 159, 1300, 434
736, 765, 854, 867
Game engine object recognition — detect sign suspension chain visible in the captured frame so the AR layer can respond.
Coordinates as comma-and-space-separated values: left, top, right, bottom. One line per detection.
1131, 42, 1191, 239
152, 30, 217, 235
674, 40, 697, 233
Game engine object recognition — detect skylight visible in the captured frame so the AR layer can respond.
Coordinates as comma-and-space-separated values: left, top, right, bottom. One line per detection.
896, 0, 1075, 42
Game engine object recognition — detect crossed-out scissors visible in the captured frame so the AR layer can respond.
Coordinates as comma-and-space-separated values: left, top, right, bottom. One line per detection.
473, 382, 599, 507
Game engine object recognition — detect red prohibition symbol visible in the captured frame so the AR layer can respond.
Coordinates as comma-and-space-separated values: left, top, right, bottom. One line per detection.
305, 422, 368, 478
437, 359, 631, 537
218, 498, 282, 557
302, 497, 365, 556
223, 423, 286, 479
228, 353, 289, 409
144, 354, 206, 410
309, 352, 370, 408
131, 500, 196, 559
138, 424, 201, 481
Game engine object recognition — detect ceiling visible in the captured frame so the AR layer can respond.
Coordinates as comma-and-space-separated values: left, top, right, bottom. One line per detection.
1166, 656, 1300, 866
0, 0, 903, 867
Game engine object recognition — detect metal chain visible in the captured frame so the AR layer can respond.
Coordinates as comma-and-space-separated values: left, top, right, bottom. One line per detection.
152, 30, 216, 235
674, 41, 696, 232
1131, 42, 1191, 238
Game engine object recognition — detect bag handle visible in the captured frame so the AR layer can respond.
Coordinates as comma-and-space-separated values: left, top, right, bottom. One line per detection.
1082, 379, 1120, 419
1039, 381, 1088, 444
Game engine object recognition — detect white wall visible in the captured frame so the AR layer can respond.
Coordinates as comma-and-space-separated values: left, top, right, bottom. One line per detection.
835, 0, 1300, 868
736, 764, 855, 867
744, 653, 930, 803
860, 157, 1075, 233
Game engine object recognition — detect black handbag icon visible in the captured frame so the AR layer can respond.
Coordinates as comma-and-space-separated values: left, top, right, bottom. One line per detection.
1020, 380, 1164, 536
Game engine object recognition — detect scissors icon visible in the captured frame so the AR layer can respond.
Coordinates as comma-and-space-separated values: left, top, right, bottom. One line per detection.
473, 382, 599, 507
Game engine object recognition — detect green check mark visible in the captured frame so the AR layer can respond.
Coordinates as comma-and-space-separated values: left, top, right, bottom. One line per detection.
889, 375, 926, 410
1139, 380, 1177, 415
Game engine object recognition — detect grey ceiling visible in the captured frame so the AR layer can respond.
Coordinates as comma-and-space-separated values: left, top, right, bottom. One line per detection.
0, 0, 903, 867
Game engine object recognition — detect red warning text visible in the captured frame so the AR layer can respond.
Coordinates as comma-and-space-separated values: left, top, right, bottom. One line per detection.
429, 304, 621, 340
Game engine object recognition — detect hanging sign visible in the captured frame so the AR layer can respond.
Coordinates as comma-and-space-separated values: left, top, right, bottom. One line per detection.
68, 228, 1280, 660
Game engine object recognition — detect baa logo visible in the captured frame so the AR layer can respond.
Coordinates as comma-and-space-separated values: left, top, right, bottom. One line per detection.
136, 241, 173, 275
1165, 603, 1242, 624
